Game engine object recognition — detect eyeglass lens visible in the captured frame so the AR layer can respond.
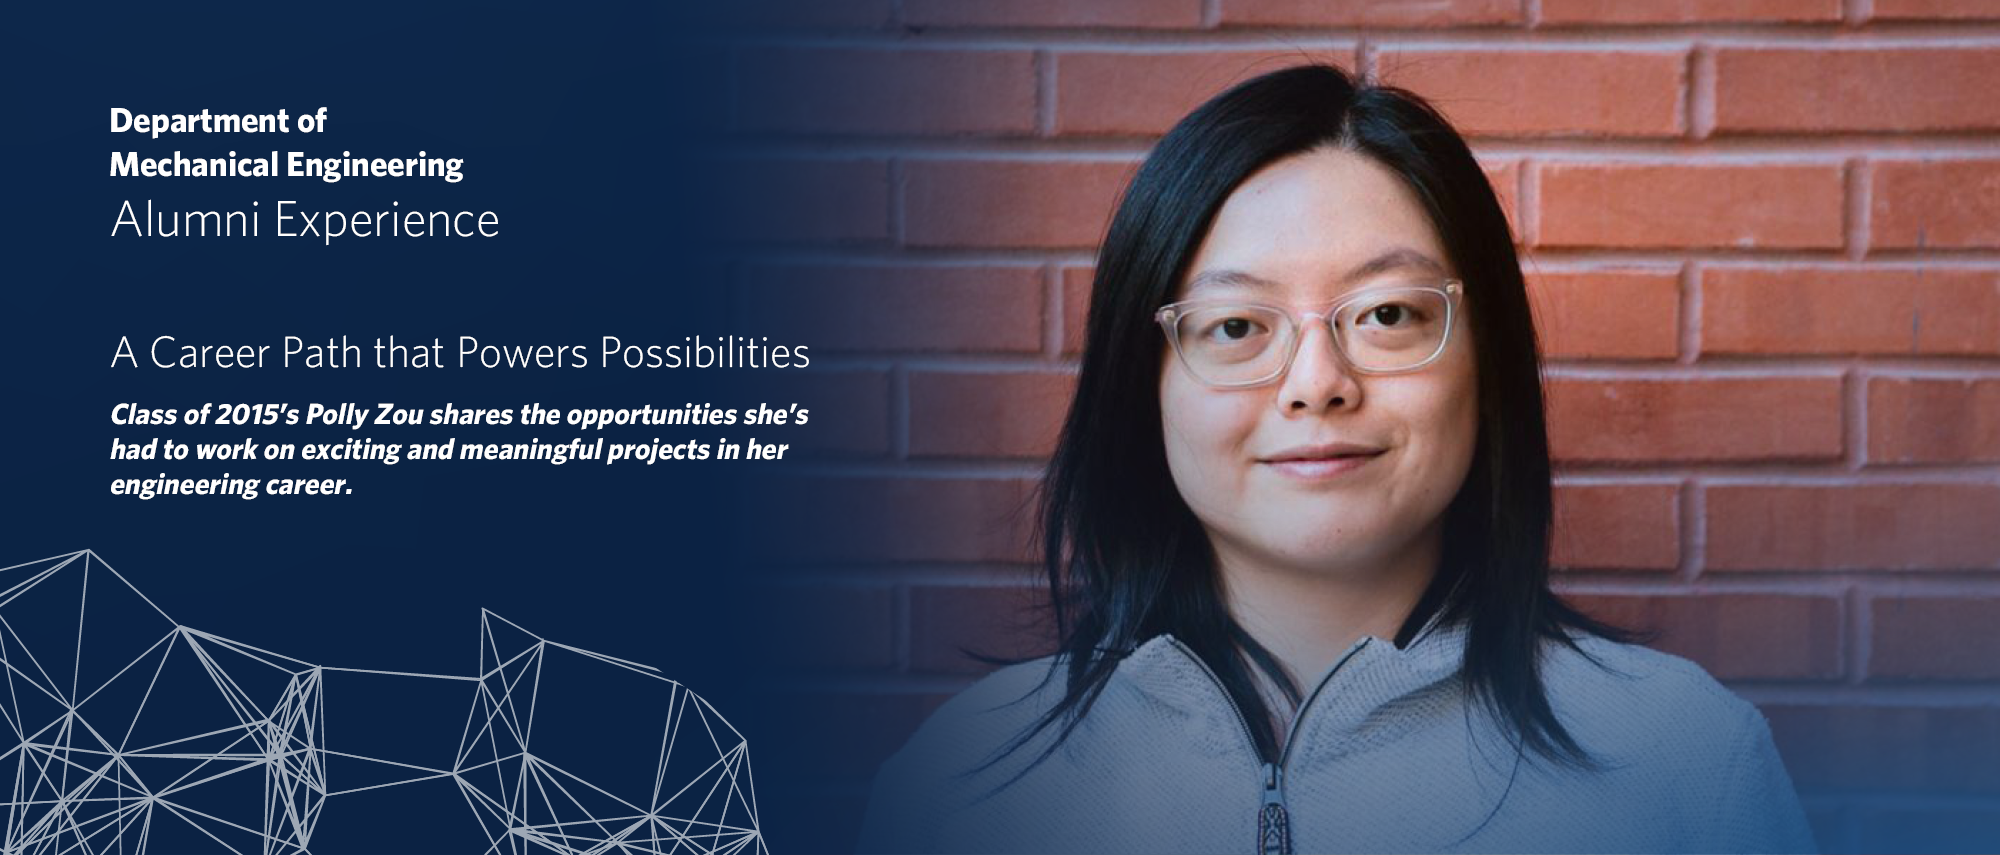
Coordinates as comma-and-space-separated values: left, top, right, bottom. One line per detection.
1170, 288, 1452, 385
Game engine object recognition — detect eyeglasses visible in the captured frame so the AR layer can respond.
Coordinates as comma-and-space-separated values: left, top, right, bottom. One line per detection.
1155, 280, 1463, 388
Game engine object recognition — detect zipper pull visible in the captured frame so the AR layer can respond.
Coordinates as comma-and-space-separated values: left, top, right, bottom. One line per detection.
1257, 761, 1291, 855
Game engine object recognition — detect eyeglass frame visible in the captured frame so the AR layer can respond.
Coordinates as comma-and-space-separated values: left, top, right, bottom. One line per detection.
1153, 279, 1465, 388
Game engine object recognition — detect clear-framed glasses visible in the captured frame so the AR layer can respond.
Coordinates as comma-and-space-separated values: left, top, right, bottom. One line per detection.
1155, 280, 1464, 388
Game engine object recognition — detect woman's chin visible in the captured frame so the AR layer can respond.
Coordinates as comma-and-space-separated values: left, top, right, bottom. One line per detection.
1231, 528, 1402, 576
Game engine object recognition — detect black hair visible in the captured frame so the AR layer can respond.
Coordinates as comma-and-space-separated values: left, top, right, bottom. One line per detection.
983, 62, 1645, 780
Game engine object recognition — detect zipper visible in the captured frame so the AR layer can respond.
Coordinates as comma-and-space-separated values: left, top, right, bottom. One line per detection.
1258, 761, 1289, 855
1164, 635, 1372, 855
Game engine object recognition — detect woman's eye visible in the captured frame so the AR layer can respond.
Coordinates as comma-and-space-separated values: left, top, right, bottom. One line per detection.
1217, 318, 1258, 339
1197, 314, 1268, 342
1362, 303, 1422, 326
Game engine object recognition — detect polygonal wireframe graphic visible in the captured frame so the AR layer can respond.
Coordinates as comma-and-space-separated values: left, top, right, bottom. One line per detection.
455, 612, 761, 854
0, 551, 322, 853
0, 551, 764, 855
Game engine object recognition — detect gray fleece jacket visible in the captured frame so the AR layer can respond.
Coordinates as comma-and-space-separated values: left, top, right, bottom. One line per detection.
856, 618, 1817, 854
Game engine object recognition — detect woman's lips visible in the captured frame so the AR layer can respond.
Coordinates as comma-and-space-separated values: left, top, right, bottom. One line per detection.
1259, 448, 1387, 480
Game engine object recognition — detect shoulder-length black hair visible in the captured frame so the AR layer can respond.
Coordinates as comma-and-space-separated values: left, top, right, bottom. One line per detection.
1003, 62, 1642, 775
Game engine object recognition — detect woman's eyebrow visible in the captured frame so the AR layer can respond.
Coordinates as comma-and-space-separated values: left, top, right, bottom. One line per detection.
1184, 250, 1448, 296
1344, 247, 1447, 282
1182, 268, 1282, 293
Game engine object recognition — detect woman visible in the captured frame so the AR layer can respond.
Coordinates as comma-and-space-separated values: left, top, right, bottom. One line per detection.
857, 63, 1815, 855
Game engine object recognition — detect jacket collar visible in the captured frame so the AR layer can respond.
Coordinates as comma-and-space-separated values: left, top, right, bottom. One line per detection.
1112, 617, 1471, 758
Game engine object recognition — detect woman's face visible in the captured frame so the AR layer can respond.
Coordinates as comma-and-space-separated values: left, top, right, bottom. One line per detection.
1159, 147, 1479, 581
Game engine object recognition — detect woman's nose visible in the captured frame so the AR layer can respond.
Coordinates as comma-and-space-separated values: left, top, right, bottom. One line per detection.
1276, 320, 1362, 415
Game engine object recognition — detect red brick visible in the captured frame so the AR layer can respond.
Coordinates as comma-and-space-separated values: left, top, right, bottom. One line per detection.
905, 0, 1204, 28
1565, 593, 1843, 680
1551, 483, 1680, 571
909, 584, 1056, 674
1868, 377, 2000, 464
1868, 596, 2000, 681
751, 477, 1039, 563
715, 159, 889, 243
739, 264, 1046, 354
903, 159, 1137, 249
1715, 48, 2000, 134
1705, 483, 2000, 571
735, 48, 1035, 136
1701, 267, 2000, 357
1055, 49, 1356, 137
1540, 0, 1838, 23
1546, 377, 1845, 463
1528, 269, 1681, 360
1537, 163, 1845, 250
1870, 0, 2000, 20
1376, 49, 1684, 137
1871, 159, 2000, 249
1218, 0, 1523, 26
761, 585, 896, 670
1062, 266, 1094, 355
1483, 158, 1521, 232
753, 370, 892, 456
909, 371, 1077, 459
1764, 704, 2000, 794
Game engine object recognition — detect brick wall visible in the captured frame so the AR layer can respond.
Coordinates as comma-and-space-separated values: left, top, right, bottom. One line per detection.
738, 3, 2000, 851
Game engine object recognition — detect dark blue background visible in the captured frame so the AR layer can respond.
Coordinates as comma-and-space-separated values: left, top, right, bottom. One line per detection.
4, 2, 841, 850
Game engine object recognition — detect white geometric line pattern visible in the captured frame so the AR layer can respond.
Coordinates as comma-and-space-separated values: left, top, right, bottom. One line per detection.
0, 550, 763, 855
